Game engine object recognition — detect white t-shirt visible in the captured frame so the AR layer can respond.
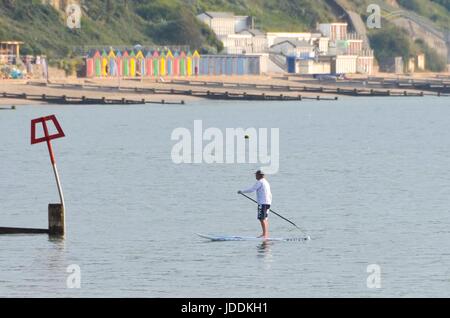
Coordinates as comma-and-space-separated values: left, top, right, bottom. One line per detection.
241, 178, 272, 205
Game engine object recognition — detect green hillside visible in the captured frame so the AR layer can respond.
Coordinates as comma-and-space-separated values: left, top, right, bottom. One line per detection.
0, 0, 448, 71
0, 0, 338, 58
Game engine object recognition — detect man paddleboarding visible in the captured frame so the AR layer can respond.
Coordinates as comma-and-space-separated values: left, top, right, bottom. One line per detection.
238, 170, 272, 238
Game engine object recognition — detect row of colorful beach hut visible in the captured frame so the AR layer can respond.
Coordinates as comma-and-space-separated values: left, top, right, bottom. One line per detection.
85, 49, 262, 78
86, 49, 201, 78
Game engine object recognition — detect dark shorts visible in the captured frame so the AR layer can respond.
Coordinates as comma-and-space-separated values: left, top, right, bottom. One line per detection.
257, 204, 270, 220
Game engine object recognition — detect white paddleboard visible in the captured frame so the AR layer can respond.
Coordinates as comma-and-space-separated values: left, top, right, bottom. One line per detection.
196, 233, 310, 242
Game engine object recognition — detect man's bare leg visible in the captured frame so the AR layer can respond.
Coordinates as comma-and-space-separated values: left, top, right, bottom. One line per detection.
259, 219, 269, 238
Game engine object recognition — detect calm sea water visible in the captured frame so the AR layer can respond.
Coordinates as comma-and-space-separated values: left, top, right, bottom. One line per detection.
1, 97, 449, 297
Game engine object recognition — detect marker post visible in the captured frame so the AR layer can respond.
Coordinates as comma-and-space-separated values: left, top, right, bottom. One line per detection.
31, 115, 66, 237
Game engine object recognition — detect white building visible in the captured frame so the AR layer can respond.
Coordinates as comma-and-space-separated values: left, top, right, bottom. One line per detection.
333, 55, 358, 74
196, 12, 251, 36
319, 55, 358, 74
266, 32, 322, 47
270, 40, 315, 58
318, 23, 348, 41
315, 37, 330, 55
417, 54, 426, 70
357, 50, 374, 75
297, 59, 331, 75
221, 32, 268, 54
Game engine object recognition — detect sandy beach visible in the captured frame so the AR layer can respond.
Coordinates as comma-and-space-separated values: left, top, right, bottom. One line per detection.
1, 72, 449, 106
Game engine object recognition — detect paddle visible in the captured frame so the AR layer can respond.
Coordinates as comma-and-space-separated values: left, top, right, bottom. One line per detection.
239, 192, 309, 237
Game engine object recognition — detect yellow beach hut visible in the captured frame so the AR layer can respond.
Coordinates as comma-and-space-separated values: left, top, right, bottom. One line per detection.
192, 50, 201, 76
160, 51, 166, 76
101, 50, 108, 77
186, 51, 193, 76
129, 51, 136, 77
136, 50, 145, 77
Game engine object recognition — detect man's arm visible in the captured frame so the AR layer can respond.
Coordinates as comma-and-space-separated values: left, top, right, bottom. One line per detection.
239, 182, 261, 194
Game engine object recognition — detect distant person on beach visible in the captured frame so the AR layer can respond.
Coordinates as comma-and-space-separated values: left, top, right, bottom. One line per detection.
238, 170, 272, 238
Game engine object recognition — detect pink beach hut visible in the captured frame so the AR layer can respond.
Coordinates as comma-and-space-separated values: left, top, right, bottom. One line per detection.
145, 51, 153, 77
115, 50, 123, 77
173, 51, 180, 76
86, 53, 94, 78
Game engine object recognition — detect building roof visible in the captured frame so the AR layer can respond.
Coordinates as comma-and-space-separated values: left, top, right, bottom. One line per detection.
203, 11, 235, 18
271, 39, 314, 48
238, 29, 265, 37
318, 22, 348, 26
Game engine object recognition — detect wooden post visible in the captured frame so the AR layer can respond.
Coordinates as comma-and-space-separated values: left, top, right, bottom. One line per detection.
48, 203, 65, 236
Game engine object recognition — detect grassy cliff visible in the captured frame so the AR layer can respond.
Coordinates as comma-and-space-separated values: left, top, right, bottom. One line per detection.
0, 0, 448, 71
0, 0, 339, 58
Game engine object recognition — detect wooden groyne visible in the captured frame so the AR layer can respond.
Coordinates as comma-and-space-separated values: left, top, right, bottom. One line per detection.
0, 227, 49, 235
1, 92, 184, 105
166, 79, 437, 97
292, 76, 450, 95
27, 82, 339, 101
0, 105, 16, 110
0, 204, 64, 237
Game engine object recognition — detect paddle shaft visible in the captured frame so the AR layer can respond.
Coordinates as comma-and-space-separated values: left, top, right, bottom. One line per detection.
239, 192, 306, 234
